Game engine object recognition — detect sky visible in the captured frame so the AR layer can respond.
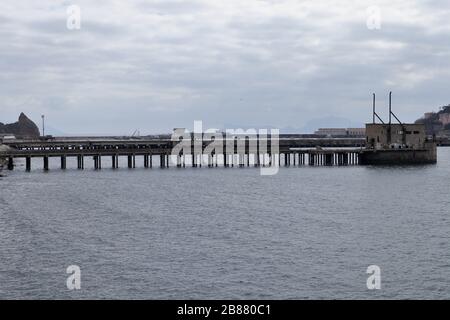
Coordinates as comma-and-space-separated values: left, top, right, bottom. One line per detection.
1, 0, 450, 135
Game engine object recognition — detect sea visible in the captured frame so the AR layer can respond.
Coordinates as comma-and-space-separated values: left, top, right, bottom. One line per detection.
1, 148, 450, 299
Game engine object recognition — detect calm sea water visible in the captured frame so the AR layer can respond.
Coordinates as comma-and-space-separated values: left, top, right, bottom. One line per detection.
1, 148, 450, 299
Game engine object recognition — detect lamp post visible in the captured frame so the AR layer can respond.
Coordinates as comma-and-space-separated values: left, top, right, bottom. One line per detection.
41, 115, 45, 137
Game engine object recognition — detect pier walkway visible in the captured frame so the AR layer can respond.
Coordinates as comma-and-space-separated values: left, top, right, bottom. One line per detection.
0, 136, 364, 171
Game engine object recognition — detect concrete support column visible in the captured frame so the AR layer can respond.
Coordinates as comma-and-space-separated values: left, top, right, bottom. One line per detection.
239, 154, 244, 167
43, 156, 49, 171
128, 155, 133, 168
208, 154, 212, 168
192, 154, 197, 168
343, 153, 349, 166
325, 154, 332, 166
159, 154, 164, 168
26, 157, 31, 171
61, 156, 66, 170
144, 155, 149, 168
7, 157, 14, 170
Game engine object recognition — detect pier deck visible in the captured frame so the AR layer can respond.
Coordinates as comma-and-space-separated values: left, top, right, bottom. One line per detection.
0, 136, 364, 171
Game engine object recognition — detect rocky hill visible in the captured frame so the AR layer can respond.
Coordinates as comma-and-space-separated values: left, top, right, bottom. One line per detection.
415, 105, 450, 136
0, 113, 40, 138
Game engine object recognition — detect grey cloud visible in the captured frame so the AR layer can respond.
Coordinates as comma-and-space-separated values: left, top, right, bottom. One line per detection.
1, 1, 450, 134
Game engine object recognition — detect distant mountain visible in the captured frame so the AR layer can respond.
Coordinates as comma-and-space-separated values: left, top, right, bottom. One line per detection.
217, 116, 363, 134
300, 116, 363, 133
0, 113, 40, 138
44, 125, 67, 136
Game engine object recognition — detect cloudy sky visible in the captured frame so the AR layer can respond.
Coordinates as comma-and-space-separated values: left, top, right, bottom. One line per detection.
1, 0, 449, 134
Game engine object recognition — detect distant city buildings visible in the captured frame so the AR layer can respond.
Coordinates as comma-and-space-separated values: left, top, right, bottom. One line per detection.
423, 112, 435, 119
439, 113, 450, 126
314, 128, 366, 136
416, 106, 450, 136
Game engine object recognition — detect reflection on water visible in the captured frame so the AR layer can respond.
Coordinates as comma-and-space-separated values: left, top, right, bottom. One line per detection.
0, 148, 449, 299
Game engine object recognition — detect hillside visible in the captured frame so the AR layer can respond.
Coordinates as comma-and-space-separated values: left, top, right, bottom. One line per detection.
0, 113, 40, 138
415, 105, 450, 136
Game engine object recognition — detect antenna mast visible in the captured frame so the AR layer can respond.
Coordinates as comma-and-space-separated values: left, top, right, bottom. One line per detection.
372, 93, 385, 124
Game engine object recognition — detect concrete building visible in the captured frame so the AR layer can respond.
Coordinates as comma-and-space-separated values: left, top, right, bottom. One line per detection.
365, 123, 427, 150
361, 123, 437, 164
346, 128, 366, 136
424, 112, 435, 119
439, 113, 450, 126
0, 134, 16, 143
314, 128, 347, 136
314, 128, 365, 136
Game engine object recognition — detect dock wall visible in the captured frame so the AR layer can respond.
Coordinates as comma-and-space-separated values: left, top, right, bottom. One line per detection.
359, 143, 437, 165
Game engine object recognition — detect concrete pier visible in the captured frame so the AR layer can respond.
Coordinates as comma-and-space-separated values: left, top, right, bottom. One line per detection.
0, 136, 364, 171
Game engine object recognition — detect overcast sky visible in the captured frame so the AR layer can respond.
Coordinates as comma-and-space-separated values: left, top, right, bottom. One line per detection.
1, 0, 449, 134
